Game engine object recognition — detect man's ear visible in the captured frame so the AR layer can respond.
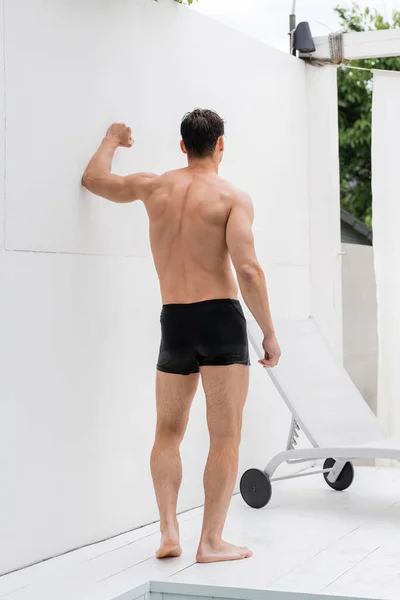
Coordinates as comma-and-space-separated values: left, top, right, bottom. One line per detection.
180, 140, 187, 155
218, 136, 225, 152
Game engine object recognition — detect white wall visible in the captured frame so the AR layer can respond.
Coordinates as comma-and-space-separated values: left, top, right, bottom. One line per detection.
0, 0, 339, 575
342, 243, 378, 414
306, 65, 343, 359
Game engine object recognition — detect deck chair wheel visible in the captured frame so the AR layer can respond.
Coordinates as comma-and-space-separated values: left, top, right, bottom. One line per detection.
323, 458, 354, 491
240, 469, 272, 509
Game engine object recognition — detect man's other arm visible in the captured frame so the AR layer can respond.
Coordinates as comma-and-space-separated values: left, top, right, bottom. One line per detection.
226, 191, 281, 368
82, 123, 157, 203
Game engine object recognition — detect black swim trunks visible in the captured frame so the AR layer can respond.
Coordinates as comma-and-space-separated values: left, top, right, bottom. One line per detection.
157, 298, 250, 375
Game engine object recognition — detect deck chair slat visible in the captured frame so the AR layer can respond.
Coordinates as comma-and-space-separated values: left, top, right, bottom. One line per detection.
248, 319, 387, 448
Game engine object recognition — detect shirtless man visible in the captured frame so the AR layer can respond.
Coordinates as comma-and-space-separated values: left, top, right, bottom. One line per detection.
82, 109, 281, 564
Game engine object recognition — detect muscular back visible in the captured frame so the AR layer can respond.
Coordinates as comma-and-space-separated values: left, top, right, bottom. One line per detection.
144, 169, 239, 304
82, 123, 280, 367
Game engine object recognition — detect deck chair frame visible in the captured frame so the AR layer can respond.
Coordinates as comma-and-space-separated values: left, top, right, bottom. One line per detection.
247, 320, 400, 488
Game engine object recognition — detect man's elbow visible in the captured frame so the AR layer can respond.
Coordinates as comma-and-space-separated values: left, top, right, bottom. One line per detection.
81, 172, 94, 190
237, 262, 265, 284
81, 172, 105, 195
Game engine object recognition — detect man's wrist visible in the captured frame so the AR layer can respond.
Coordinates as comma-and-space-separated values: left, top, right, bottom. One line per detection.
103, 136, 120, 149
263, 328, 276, 339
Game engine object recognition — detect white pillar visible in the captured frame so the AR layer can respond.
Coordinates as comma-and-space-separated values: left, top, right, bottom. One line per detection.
0, 0, 5, 251
372, 71, 400, 454
306, 64, 343, 359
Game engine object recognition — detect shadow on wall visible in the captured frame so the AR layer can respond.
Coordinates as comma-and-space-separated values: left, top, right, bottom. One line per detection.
342, 242, 378, 415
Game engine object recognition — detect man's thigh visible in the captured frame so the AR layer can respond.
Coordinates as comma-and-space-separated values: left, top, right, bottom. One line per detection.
155, 371, 200, 433
200, 364, 250, 438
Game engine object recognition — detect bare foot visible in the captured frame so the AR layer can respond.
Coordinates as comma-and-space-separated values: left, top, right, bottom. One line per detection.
196, 540, 253, 563
156, 536, 182, 559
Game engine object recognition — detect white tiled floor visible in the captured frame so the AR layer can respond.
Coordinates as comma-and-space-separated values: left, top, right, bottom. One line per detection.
2, 466, 400, 600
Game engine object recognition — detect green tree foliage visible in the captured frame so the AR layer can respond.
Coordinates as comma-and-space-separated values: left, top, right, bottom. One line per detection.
336, 4, 400, 226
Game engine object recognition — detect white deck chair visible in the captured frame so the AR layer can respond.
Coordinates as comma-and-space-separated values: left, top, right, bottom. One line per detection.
240, 318, 399, 509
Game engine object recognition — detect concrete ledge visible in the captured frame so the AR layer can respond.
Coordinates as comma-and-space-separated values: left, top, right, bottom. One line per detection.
113, 580, 380, 600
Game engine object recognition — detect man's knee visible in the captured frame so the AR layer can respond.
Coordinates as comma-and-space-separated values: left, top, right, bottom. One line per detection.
156, 418, 187, 443
208, 416, 242, 444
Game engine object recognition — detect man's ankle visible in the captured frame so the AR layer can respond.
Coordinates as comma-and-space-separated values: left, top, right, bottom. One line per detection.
161, 519, 179, 538
199, 533, 222, 549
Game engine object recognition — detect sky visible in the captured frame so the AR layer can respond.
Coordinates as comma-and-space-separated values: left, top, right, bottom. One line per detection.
192, 0, 400, 52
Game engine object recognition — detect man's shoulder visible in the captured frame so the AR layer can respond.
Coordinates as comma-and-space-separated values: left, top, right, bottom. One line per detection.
217, 177, 251, 206
159, 167, 187, 180
142, 169, 179, 193
147, 168, 186, 189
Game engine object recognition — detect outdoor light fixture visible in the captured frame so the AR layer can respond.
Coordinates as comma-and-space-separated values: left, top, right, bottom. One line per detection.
293, 22, 316, 54
289, 1, 316, 56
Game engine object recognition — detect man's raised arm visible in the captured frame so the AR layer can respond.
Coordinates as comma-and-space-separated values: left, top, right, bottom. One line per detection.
82, 123, 157, 203
226, 191, 281, 368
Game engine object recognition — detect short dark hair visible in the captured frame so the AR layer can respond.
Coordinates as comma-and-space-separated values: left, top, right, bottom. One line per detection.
180, 109, 225, 158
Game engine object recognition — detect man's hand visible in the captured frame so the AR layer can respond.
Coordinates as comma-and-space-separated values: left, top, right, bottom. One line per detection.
259, 333, 281, 368
105, 123, 134, 148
